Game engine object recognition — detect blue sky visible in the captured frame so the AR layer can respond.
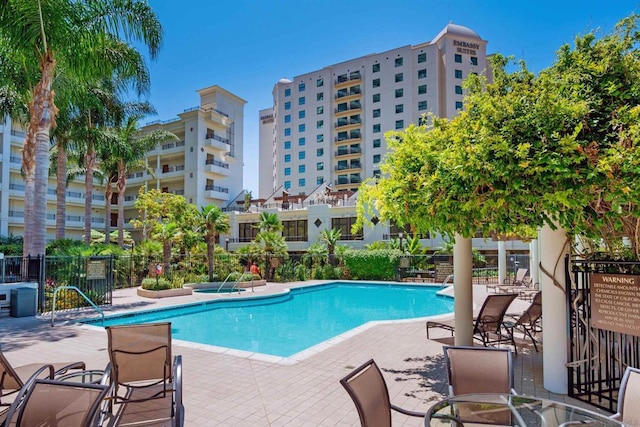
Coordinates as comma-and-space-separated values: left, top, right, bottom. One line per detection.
145, 0, 639, 195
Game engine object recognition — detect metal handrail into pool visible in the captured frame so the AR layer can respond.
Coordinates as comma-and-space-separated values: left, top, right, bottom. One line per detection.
51, 285, 105, 327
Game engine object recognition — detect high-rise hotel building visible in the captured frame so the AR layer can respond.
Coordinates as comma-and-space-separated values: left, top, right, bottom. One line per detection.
258, 23, 487, 199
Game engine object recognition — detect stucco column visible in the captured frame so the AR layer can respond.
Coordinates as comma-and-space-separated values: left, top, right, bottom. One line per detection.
498, 241, 507, 285
454, 234, 473, 346
538, 224, 569, 393
529, 239, 539, 285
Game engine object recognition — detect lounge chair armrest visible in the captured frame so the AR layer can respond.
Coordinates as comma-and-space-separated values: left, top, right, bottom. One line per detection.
173, 355, 184, 427
53, 361, 86, 376
3, 364, 54, 422
390, 403, 426, 418
609, 413, 621, 420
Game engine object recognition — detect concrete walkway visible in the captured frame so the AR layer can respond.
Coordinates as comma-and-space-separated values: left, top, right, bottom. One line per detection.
0, 281, 611, 426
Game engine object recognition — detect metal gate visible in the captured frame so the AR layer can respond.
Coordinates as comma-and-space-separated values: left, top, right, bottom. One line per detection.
567, 256, 640, 411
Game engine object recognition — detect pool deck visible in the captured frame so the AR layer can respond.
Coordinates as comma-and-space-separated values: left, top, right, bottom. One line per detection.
0, 281, 612, 426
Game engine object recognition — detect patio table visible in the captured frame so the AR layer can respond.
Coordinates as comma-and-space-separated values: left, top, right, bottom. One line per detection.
425, 393, 623, 427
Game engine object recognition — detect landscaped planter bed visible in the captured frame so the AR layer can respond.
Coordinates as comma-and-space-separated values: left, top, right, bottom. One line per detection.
137, 287, 193, 298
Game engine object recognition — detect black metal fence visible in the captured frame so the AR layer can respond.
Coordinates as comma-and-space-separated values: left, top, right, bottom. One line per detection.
567, 256, 640, 411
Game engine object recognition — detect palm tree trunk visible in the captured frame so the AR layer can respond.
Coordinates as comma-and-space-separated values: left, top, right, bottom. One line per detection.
104, 178, 113, 244
207, 235, 215, 282
27, 54, 57, 256
117, 166, 126, 246
84, 148, 95, 243
55, 140, 67, 240
163, 239, 171, 275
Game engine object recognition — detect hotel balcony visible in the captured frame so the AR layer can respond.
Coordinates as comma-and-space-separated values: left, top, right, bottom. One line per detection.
335, 160, 362, 172
334, 132, 362, 145
205, 135, 231, 153
159, 165, 185, 180
204, 159, 230, 177
334, 86, 361, 101
125, 171, 146, 183
334, 72, 362, 88
334, 147, 362, 158
334, 117, 362, 129
334, 101, 362, 116
205, 185, 229, 201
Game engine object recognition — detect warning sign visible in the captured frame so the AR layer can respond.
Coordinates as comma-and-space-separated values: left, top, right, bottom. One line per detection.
590, 273, 640, 336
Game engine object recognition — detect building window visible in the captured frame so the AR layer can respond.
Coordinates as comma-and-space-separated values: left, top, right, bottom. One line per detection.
372, 78, 380, 88
299, 82, 305, 92
283, 219, 308, 242
417, 53, 426, 63
373, 93, 380, 103
299, 110, 305, 119
395, 57, 403, 67
317, 148, 323, 156
395, 88, 403, 98
455, 69, 463, 79
284, 167, 291, 176
317, 120, 323, 129
299, 96, 305, 105
299, 151, 306, 160
299, 164, 306, 173
299, 178, 306, 187
238, 222, 258, 242
317, 162, 324, 171
331, 217, 363, 240
317, 134, 324, 143
317, 92, 323, 101
284, 154, 291, 163
373, 109, 381, 118
418, 85, 427, 95
284, 180, 291, 189
418, 69, 427, 79
471, 56, 478, 66
317, 176, 324, 185
395, 120, 404, 129
284, 141, 291, 149
372, 63, 380, 73
284, 88, 291, 97
395, 104, 403, 114
373, 138, 381, 148
373, 124, 381, 133
418, 116, 428, 126
317, 78, 323, 87
299, 137, 306, 146
373, 154, 381, 163
454, 54, 462, 63
395, 73, 403, 83
299, 124, 305, 132
373, 169, 381, 178
284, 128, 291, 136
455, 85, 463, 95
317, 106, 324, 114
284, 101, 291, 110
284, 114, 291, 123
418, 101, 427, 111
456, 101, 463, 110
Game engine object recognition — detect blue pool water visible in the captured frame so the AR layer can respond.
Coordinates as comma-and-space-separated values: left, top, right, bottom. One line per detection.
89, 283, 453, 357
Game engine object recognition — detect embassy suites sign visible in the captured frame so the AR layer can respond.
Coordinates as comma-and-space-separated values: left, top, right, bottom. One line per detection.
590, 273, 640, 336
453, 40, 480, 55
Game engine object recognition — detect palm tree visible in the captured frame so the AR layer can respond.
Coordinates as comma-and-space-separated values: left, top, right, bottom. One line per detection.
250, 231, 288, 282
0, 0, 162, 256
151, 221, 181, 275
109, 115, 176, 246
198, 205, 230, 282
320, 228, 342, 265
256, 212, 283, 233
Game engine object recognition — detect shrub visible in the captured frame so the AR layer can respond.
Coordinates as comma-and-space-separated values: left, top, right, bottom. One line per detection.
343, 249, 401, 280
141, 277, 171, 291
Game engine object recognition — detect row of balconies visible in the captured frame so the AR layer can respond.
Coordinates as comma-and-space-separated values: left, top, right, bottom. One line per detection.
8, 210, 104, 224
8, 183, 105, 202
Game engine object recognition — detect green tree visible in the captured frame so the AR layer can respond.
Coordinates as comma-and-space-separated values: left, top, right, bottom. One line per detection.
198, 205, 230, 282
0, 0, 163, 256
256, 212, 283, 233
319, 228, 342, 265
249, 231, 288, 282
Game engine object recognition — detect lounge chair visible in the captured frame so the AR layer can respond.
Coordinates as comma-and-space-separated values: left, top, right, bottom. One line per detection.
610, 366, 640, 425
3, 377, 110, 427
442, 346, 516, 396
486, 268, 528, 293
504, 290, 542, 352
0, 349, 86, 408
426, 293, 518, 348
105, 322, 184, 426
340, 359, 425, 426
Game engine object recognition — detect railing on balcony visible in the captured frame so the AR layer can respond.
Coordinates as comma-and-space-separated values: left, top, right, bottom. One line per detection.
205, 159, 229, 169
205, 134, 230, 145
10, 156, 21, 163
335, 147, 362, 156
126, 171, 145, 179
205, 185, 229, 194
161, 165, 185, 174
10, 130, 26, 138
161, 140, 185, 150
183, 106, 229, 117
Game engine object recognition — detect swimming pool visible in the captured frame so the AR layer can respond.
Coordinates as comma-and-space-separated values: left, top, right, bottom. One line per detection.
88, 282, 453, 358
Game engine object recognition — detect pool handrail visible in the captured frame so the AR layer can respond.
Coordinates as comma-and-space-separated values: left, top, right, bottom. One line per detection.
51, 285, 105, 327
216, 273, 234, 293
